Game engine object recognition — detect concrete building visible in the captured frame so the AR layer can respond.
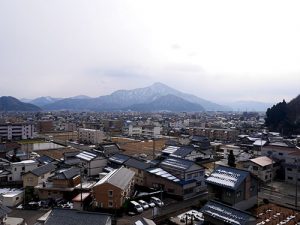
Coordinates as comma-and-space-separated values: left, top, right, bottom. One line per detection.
128, 125, 161, 138
285, 151, 300, 184
0, 123, 35, 141
78, 128, 105, 144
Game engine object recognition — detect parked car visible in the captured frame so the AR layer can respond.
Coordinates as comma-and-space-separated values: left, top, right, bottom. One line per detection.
129, 201, 143, 213
150, 197, 164, 207
138, 200, 149, 210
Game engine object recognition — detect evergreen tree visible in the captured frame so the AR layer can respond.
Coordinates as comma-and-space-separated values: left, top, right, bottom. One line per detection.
227, 150, 236, 167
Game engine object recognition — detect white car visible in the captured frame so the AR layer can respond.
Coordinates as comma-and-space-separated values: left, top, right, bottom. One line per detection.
138, 200, 149, 210
130, 201, 143, 213
150, 197, 164, 207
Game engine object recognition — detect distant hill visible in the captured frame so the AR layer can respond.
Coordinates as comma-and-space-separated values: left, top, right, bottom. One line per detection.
43, 82, 227, 111
28, 96, 63, 107
265, 95, 300, 135
126, 94, 205, 112
0, 96, 41, 111
227, 101, 273, 112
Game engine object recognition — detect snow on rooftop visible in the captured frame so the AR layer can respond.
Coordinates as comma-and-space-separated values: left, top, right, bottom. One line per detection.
148, 167, 180, 183
206, 168, 242, 189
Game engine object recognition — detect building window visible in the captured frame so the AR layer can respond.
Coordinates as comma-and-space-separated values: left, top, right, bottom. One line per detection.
22, 167, 25, 171
287, 168, 292, 171
108, 190, 113, 197
226, 192, 231, 197
236, 191, 241, 198
187, 174, 192, 179
108, 200, 113, 208
253, 166, 258, 171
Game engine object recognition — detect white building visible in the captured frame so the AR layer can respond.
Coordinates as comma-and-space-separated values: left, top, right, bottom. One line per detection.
76, 151, 107, 176
78, 128, 105, 144
8, 160, 38, 182
0, 189, 24, 207
128, 125, 161, 138
0, 123, 35, 141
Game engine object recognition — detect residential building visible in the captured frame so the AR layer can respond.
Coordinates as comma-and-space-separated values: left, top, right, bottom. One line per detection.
35, 167, 80, 200
128, 124, 161, 138
205, 165, 258, 210
37, 120, 54, 133
0, 122, 35, 141
78, 128, 105, 144
22, 163, 56, 187
8, 160, 38, 182
75, 151, 107, 176
0, 189, 24, 207
201, 200, 256, 225
93, 167, 135, 209
241, 156, 275, 182
284, 151, 300, 184
124, 158, 152, 186
160, 157, 206, 190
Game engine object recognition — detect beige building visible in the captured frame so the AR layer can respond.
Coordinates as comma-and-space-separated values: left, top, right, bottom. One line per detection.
22, 163, 56, 187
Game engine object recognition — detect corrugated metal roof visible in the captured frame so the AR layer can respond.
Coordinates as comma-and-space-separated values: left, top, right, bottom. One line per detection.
205, 165, 249, 190
147, 167, 180, 183
201, 201, 255, 225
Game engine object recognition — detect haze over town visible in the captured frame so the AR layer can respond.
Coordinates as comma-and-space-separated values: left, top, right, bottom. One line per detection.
1, 0, 300, 103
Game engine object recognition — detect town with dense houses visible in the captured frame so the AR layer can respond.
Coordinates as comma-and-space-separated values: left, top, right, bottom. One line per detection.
0, 110, 299, 225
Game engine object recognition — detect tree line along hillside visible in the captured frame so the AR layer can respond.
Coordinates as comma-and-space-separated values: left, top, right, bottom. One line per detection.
265, 95, 300, 135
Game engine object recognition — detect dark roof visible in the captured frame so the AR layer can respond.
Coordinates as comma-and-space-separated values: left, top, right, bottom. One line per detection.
205, 165, 249, 190
160, 157, 197, 171
53, 167, 80, 180
44, 209, 111, 225
36, 155, 56, 164
0, 204, 11, 218
201, 200, 256, 225
29, 163, 56, 177
124, 158, 151, 170
191, 136, 210, 142
109, 153, 130, 164
171, 146, 195, 158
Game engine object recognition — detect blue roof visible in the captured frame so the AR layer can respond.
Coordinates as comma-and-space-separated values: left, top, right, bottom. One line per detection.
201, 201, 256, 225
205, 165, 249, 190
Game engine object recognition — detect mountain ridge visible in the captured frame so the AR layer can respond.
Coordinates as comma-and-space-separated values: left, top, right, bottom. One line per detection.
0, 96, 41, 111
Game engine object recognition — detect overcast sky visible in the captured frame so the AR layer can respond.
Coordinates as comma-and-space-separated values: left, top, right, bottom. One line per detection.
1, 0, 300, 103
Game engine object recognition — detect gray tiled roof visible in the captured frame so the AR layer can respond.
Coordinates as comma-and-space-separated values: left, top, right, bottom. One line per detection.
53, 167, 80, 180
171, 146, 195, 158
44, 209, 111, 225
124, 158, 151, 170
30, 163, 56, 177
95, 167, 135, 190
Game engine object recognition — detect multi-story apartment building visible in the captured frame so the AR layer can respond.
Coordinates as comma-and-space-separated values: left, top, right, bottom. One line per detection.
190, 127, 239, 142
0, 123, 35, 141
78, 128, 105, 144
93, 167, 135, 209
128, 124, 161, 138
